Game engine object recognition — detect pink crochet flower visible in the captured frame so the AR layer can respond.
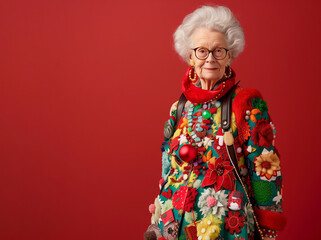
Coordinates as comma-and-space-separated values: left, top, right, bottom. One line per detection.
207, 196, 217, 207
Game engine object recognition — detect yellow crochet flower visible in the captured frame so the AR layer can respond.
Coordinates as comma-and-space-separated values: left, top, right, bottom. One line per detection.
197, 214, 222, 240
254, 152, 281, 180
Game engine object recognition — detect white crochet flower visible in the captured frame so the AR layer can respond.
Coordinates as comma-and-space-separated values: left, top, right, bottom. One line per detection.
151, 196, 164, 224
198, 188, 228, 219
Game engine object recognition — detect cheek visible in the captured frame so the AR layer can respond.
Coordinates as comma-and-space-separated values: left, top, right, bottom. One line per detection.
194, 61, 204, 76
218, 60, 227, 72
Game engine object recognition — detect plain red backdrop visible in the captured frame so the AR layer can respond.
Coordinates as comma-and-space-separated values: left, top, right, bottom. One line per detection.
1, 0, 321, 239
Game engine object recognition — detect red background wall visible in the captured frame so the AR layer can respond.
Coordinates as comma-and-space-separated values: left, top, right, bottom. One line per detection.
1, 0, 320, 239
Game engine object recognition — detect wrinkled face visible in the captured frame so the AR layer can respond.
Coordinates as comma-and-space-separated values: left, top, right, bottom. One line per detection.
189, 28, 231, 84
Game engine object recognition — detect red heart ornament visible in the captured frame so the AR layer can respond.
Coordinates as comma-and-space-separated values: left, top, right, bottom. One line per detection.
161, 189, 173, 199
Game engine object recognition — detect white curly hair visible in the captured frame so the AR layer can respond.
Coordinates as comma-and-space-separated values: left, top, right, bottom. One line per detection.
173, 5, 245, 63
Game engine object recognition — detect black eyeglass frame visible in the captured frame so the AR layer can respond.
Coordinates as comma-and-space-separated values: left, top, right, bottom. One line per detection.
192, 47, 229, 60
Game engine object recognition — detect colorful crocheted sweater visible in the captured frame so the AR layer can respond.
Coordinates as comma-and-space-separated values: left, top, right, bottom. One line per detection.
145, 81, 286, 240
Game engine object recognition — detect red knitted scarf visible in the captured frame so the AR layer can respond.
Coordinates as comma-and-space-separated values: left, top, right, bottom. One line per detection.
182, 66, 236, 104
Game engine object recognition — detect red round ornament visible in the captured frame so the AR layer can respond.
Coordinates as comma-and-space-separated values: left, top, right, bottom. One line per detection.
179, 144, 198, 163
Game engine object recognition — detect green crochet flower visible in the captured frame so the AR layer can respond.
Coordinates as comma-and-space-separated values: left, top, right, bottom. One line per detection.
252, 98, 268, 112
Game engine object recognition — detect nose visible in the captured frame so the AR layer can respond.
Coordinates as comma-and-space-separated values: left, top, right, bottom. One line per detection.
206, 52, 216, 63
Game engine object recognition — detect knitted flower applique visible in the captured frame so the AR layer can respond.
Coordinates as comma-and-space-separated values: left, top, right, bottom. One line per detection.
201, 157, 235, 192
197, 214, 222, 240
224, 211, 245, 234
254, 149, 281, 181
250, 118, 274, 148
198, 188, 228, 219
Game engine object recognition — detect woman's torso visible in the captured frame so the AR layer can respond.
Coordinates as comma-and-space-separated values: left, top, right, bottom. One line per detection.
154, 90, 256, 240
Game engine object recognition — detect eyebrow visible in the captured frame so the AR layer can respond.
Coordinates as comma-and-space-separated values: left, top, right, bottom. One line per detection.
194, 46, 225, 49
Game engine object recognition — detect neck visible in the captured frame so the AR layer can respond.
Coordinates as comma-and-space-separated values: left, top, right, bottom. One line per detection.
200, 79, 218, 90
182, 66, 236, 104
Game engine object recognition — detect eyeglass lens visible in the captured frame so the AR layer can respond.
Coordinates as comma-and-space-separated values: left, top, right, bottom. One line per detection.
195, 47, 226, 60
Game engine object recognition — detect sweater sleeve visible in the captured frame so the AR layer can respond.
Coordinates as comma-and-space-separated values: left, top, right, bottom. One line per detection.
241, 95, 286, 232
232, 88, 286, 233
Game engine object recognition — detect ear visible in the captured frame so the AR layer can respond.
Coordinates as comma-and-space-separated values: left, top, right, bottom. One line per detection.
188, 51, 193, 62
188, 51, 196, 66
227, 51, 232, 64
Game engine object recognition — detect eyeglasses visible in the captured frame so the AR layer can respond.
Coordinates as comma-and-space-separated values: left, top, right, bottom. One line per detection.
193, 47, 229, 60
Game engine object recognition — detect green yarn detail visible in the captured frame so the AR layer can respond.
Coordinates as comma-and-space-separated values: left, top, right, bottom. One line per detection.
231, 92, 237, 103
171, 109, 177, 117
194, 103, 202, 110
252, 98, 268, 112
179, 235, 187, 240
252, 181, 273, 204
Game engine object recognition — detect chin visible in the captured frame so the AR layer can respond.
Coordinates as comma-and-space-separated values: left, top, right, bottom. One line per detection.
201, 74, 220, 83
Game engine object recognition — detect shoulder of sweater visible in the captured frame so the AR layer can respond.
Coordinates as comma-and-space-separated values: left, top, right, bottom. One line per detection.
233, 85, 263, 103
232, 86, 264, 115
231, 86, 264, 143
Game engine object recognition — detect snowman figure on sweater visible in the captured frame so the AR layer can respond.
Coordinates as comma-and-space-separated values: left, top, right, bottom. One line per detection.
228, 191, 243, 210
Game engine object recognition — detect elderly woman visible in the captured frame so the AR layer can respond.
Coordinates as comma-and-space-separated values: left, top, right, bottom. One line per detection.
145, 6, 286, 240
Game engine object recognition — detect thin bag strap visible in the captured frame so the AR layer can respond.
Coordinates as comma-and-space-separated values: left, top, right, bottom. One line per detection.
221, 82, 241, 178
175, 93, 188, 129
221, 83, 264, 240
221, 82, 239, 132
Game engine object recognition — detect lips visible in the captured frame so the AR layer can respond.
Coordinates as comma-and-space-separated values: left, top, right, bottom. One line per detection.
203, 67, 218, 70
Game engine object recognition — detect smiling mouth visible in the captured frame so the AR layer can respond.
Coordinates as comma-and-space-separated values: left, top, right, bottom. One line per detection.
203, 68, 218, 70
